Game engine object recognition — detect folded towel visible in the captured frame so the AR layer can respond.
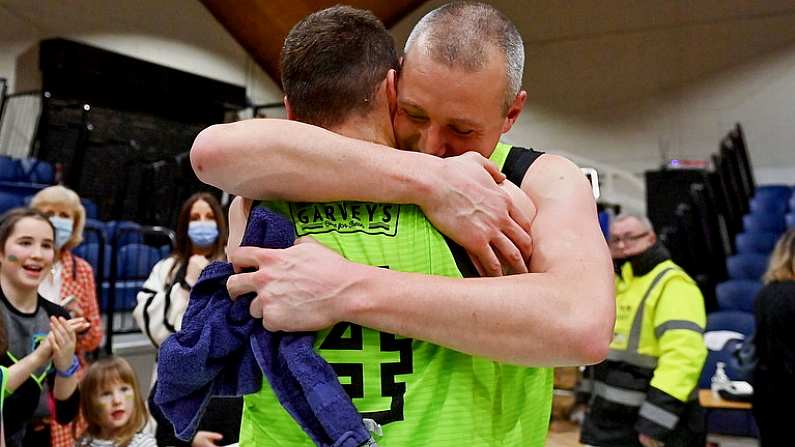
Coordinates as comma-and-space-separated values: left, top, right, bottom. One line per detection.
155, 206, 373, 447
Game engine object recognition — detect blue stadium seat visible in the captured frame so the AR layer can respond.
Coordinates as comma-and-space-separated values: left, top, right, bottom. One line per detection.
726, 254, 768, 281
81, 198, 98, 220
73, 242, 112, 280
82, 219, 107, 244
18, 158, 54, 184
159, 245, 172, 259
0, 156, 22, 181
116, 243, 161, 278
749, 196, 788, 215
786, 213, 795, 229
0, 191, 24, 214
754, 185, 793, 202
789, 193, 795, 212
110, 244, 161, 311
106, 220, 142, 247
715, 280, 762, 313
699, 311, 757, 437
742, 213, 785, 234
735, 231, 779, 254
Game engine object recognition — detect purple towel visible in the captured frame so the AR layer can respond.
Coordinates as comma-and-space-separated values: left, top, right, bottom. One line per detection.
155, 206, 373, 446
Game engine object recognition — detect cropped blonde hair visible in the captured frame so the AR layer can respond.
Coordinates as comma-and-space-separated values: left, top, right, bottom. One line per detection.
30, 185, 86, 251
763, 229, 795, 284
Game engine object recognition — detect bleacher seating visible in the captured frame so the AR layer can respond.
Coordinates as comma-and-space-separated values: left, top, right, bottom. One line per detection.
108, 243, 161, 311
0, 155, 55, 196
726, 254, 769, 281
742, 213, 786, 235
753, 185, 792, 202
81, 197, 99, 220
0, 191, 23, 213
735, 232, 779, 255
749, 195, 788, 215
715, 280, 761, 313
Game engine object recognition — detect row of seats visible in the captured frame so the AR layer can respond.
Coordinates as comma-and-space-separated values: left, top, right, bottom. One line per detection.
74, 219, 172, 313
0, 155, 55, 196
702, 184, 795, 437
0, 189, 99, 219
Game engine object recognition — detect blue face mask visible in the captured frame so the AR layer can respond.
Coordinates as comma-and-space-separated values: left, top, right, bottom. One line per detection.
188, 221, 219, 248
49, 216, 73, 249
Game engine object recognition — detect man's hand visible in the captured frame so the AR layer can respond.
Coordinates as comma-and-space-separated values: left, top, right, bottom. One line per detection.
420, 152, 533, 276
226, 237, 357, 332
638, 433, 664, 447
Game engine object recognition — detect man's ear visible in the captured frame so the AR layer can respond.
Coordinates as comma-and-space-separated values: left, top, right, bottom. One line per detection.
386, 69, 398, 116
284, 96, 296, 121
501, 90, 527, 134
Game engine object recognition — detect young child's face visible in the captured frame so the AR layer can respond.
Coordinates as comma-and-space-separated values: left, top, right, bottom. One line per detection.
97, 380, 136, 432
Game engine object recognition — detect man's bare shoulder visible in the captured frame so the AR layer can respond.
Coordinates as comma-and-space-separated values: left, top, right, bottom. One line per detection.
520, 153, 592, 203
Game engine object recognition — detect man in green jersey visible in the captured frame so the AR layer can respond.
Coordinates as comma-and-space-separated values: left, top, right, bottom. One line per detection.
198, 3, 615, 445
224, 7, 548, 445
194, 2, 614, 369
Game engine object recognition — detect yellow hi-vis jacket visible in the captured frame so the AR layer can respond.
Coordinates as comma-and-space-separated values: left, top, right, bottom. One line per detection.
580, 257, 707, 445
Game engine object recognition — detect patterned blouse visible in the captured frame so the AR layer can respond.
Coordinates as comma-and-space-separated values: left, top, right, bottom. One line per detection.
50, 250, 104, 447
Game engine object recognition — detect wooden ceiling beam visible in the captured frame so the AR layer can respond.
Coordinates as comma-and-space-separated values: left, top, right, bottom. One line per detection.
200, 0, 426, 87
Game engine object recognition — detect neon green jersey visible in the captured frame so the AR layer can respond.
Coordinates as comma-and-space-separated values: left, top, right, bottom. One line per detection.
239, 143, 552, 446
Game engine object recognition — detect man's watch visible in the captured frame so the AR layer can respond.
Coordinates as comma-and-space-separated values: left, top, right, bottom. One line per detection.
55, 355, 80, 378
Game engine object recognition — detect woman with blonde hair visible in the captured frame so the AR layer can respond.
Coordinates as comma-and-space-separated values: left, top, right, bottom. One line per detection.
752, 228, 795, 446
30, 186, 103, 447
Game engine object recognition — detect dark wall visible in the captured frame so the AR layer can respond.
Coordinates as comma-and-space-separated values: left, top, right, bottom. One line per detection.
34, 38, 246, 226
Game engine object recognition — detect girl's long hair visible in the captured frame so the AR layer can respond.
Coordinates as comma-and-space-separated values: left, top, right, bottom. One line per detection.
79, 357, 148, 447
764, 229, 795, 284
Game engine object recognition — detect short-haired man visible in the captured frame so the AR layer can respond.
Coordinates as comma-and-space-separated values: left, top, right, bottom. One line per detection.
226, 6, 545, 445
579, 214, 706, 447
193, 1, 614, 368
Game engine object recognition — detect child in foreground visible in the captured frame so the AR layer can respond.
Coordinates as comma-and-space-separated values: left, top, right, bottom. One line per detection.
77, 357, 157, 447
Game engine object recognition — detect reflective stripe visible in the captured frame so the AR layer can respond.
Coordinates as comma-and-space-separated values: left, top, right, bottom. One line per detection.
638, 401, 679, 429
577, 378, 594, 394
607, 349, 658, 369
655, 320, 704, 339
627, 268, 675, 353
592, 381, 645, 406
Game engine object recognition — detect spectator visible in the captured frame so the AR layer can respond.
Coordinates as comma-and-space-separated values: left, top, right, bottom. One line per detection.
580, 214, 707, 447
134, 193, 239, 447
0, 208, 86, 447
30, 185, 104, 447
76, 357, 156, 447
752, 228, 795, 445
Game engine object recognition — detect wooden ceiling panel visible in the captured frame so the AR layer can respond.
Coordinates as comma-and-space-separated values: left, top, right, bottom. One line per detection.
200, 0, 426, 87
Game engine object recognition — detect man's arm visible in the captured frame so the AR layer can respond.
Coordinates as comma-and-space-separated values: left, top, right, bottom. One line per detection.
191, 119, 532, 275
228, 155, 614, 367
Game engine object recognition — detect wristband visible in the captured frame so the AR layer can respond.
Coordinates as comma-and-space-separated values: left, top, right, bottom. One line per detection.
55, 355, 80, 378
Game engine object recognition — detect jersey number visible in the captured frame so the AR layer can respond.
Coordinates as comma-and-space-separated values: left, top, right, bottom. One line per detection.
319, 322, 413, 425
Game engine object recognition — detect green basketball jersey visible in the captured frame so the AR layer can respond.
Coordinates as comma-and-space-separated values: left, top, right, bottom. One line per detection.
239, 143, 552, 446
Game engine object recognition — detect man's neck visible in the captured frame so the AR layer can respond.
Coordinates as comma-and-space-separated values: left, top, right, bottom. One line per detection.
327, 114, 396, 148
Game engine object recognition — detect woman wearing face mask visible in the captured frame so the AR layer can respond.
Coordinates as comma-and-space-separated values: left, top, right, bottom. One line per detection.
30, 186, 104, 447
134, 192, 240, 447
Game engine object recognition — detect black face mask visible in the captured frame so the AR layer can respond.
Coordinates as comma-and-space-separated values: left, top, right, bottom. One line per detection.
614, 241, 671, 277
